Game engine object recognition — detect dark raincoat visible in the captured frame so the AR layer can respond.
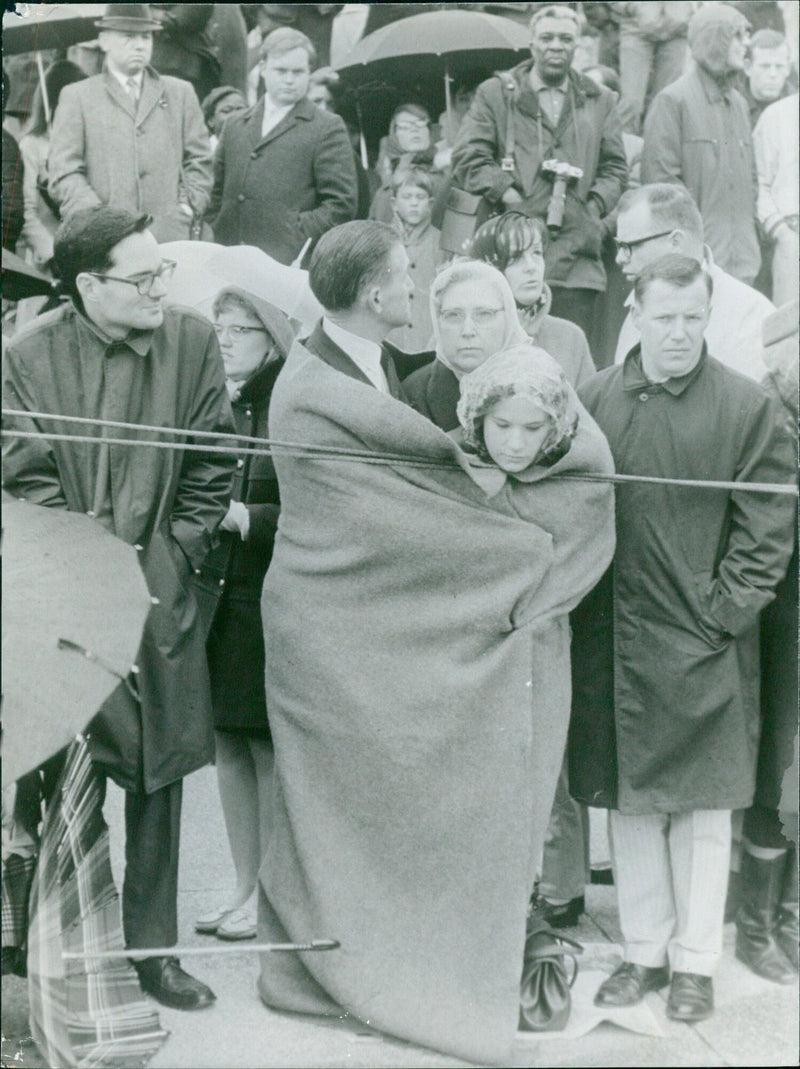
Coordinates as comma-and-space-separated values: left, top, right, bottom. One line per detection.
569, 345, 795, 813
3, 302, 236, 793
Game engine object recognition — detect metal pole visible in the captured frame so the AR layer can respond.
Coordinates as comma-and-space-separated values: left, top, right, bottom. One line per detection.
63, 939, 340, 962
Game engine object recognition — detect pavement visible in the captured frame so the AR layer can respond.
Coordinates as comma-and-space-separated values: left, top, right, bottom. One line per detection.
3, 766, 798, 1068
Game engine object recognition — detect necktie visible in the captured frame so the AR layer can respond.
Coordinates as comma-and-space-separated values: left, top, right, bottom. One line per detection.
125, 78, 140, 108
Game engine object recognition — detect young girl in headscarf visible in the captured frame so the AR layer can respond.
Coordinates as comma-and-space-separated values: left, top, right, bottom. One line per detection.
456, 343, 616, 959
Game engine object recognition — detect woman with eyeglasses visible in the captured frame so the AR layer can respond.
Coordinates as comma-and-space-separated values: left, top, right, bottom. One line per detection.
403, 259, 529, 431
192, 286, 295, 943
369, 102, 445, 224
469, 213, 597, 390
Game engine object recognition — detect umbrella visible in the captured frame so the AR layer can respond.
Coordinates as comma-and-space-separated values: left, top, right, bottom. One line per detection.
2, 497, 151, 784
2, 248, 56, 302
2, 5, 106, 56
335, 9, 531, 129
160, 241, 323, 331
27, 735, 169, 1069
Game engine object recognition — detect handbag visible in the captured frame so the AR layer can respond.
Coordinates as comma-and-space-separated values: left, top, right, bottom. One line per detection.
439, 74, 518, 255
518, 915, 583, 1032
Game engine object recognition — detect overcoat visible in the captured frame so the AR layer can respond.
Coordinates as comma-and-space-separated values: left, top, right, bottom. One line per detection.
569, 345, 795, 813
451, 62, 627, 292
48, 66, 213, 242
3, 303, 236, 793
192, 293, 295, 735
642, 62, 760, 283
209, 97, 357, 265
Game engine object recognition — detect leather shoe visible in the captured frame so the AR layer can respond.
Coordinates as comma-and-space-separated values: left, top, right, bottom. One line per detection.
529, 894, 585, 928
666, 971, 714, 1023
134, 956, 216, 1011
594, 962, 669, 1007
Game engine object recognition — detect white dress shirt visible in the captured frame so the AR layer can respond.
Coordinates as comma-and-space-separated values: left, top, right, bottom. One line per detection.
322, 318, 390, 393
108, 66, 144, 101
261, 96, 293, 138
614, 250, 774, 382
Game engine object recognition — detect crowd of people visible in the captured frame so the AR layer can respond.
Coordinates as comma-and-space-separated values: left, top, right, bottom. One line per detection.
1, 3, 798, 1066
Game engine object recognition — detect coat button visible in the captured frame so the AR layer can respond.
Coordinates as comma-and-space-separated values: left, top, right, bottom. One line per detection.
194, 568, 201, 575
86, 510, 95, 518
250, 152, 258, 160
237, 194, 245, 202
236, 458, 244, 468
218, 579, 226, 588
639, 393, 649, 402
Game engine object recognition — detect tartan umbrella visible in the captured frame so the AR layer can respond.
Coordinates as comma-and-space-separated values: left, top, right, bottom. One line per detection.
27, 735, 169, 1069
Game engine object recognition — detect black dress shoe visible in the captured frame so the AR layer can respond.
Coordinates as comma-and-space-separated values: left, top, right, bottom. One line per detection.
590, 866, 615, 886
529, 894, 585, 928
134, 956, 216, 1011
594, 962, 670, 1007
666, 971, 714, 1023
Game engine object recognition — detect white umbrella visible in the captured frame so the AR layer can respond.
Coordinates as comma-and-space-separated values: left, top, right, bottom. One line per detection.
160, 241, 323, 330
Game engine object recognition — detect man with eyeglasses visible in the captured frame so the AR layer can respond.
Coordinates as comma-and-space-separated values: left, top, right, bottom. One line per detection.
3, 206, 237, 1012
613, 183, 774, 381
642, 4, 761, 285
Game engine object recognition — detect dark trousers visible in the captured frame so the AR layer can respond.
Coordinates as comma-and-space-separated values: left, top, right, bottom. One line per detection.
548, 287, 601, 354
95, 773, 183, 949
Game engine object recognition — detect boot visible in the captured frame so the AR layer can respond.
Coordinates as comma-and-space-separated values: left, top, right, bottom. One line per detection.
775, 846, 799, 972
735, 850, 795, 984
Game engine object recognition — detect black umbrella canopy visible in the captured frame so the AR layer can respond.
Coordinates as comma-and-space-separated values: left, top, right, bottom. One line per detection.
2, 5, 106, 56
2, 248, 56, 301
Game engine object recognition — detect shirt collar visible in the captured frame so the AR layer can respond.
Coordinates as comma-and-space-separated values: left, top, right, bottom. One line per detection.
75, 305, 154, 356
529, 69, 568, 95
322, 317, 387, 392
106, 64, 144, 92
622, 343, 708, 396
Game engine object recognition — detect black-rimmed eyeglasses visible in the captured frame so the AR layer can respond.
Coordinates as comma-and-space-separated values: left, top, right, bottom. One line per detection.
88, 259, 177, 296
614, 230, 676, 262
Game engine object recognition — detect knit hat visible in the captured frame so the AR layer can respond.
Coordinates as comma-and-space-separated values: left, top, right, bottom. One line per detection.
457, 343, 578, 464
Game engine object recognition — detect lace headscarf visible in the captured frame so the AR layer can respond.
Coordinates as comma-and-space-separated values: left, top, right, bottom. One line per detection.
429, 260, 529, 378
457, 343, 579, 466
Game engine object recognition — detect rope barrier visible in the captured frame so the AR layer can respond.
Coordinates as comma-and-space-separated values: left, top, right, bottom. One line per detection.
2, 415, 797, 495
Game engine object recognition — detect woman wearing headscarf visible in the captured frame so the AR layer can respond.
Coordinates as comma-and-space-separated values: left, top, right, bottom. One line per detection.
192, 286, 295, 942
403, 259, 528, 431
469, 212, 597, 388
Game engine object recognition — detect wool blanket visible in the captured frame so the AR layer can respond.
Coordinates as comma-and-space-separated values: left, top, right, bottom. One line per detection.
257, 340, 614, 1064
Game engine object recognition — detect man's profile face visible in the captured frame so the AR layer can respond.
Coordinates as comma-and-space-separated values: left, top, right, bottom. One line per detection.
632, 276, 711, 383
98, 30, 153, 75
84, 229, 166, 335
745, 46, 790, 102
262, 47, 311, 108
530, 15, 579, 84
375, 243, 413, 329
616, 202, 682, 281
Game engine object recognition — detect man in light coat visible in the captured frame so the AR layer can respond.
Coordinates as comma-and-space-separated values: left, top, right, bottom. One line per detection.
48, 4, 213, 242
642, 4, 760, 283
613, 183, 774, 381
451, 4, 627, 349
572, 254, 795, 1023
3, 206, 236, 1011
753, 92, 799, 307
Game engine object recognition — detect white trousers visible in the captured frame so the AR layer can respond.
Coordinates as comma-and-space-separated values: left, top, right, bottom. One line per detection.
609, 808, 732, 976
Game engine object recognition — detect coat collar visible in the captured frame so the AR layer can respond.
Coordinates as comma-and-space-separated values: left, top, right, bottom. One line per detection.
74, 304, 155, 356
244, 96, 317, 151
622, 343, 708, 396
508, 59, 601, 121
305, 321, 403, 398
102, 64, 167, 123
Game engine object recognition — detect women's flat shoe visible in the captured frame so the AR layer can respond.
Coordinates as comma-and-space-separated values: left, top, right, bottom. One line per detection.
216, 908, 257, 941
194, 905, 232, 934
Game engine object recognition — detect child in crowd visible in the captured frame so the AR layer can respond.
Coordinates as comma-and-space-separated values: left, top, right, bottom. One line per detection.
385, 168, 447, 352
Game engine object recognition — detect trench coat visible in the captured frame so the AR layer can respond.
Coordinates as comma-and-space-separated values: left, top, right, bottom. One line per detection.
209, 97, 357, 265
569, 345, 795, 813
48, 66, 213, 242
2, 303, 236, 793
642, 63, 760, 283
451, 62, 628, 292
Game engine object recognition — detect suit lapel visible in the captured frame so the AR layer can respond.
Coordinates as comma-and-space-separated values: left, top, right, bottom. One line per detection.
103, 69, 138, 119
305, 322, 375, 388
380, 348, 403, 401
136, 69, 166, 125
254, 100, 304, 152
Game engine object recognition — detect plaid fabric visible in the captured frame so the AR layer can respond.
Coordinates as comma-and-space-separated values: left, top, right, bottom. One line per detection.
28, 737, 169, 1069
2, 852, 35, 947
